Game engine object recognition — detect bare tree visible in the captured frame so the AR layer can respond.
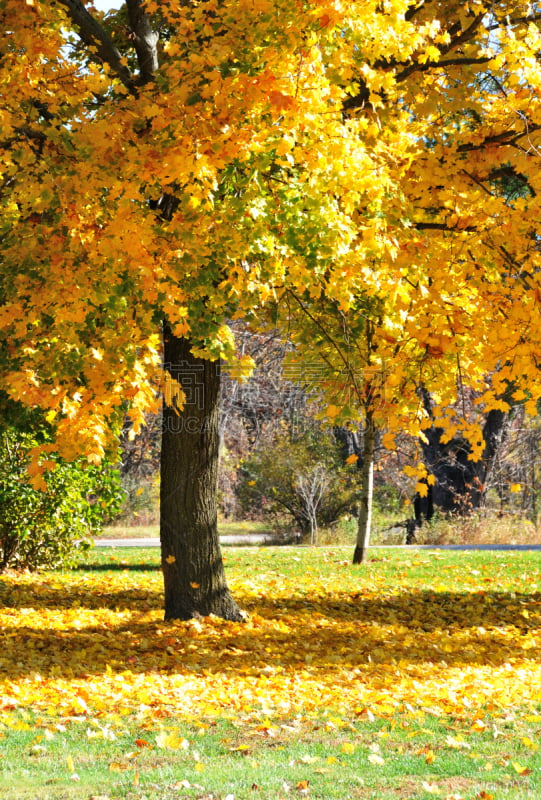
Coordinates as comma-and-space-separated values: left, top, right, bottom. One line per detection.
295, 464, 331, 545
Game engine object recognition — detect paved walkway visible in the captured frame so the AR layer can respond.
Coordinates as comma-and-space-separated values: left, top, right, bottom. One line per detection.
94, 534, 277, 547
94, 537, 541, 550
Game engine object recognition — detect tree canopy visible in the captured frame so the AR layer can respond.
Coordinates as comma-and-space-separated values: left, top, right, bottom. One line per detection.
3, 1, 541, 456
2, 0, 541, 613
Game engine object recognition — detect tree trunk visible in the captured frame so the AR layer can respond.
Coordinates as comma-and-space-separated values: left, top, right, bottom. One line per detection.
160, 326, 244, 621
352, 412, 375, 564
417, 387, 513, 515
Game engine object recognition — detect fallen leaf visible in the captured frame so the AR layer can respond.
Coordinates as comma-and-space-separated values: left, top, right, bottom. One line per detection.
135, 738, 150, 748
512, 762, 532, 776
421, 782, 440, 795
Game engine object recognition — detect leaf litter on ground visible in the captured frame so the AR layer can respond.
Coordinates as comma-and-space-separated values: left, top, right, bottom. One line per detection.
1, 547, 541, 798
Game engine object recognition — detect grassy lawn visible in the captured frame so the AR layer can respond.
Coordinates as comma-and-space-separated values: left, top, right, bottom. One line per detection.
102, 511, 541, 547
1, 546, 541, 799
102, 519, 278, 540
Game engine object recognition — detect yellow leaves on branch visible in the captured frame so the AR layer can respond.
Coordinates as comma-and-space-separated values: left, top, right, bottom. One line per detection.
4, 0, 541, 463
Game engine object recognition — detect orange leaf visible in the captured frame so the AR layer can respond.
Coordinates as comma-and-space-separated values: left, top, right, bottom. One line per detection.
135, 739, 150, 749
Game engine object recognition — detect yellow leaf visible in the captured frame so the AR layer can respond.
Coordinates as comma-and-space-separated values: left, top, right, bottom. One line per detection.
165, 555, 176, 564
522, 736, 538, 750
421, 782, 440, 795
341, 742, 355, 754
345, 454, 358, 465
445, 735, 470, 750
194, 762, 205, 773
155, 731, 187, 750
510, 483, 522, 493
512, 762, 532, 775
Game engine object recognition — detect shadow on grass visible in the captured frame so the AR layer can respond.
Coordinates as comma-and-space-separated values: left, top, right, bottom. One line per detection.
73, 563, 161, 572
1, 579, 540, 681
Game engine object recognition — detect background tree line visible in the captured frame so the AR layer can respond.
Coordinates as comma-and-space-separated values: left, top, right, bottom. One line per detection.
115, 325, 541, 541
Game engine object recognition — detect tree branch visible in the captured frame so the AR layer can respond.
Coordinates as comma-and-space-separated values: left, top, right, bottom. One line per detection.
487, 12, 541, 31
414, 221, 478, 232
344, 12, 488, 111
457, 123, 541, 152
394, 55, 492, 83
461, 169, 495, 197
440, 11, 486, 56
126, 0, 159, 84
56, 0, 137, 94
405, 2, 425, 22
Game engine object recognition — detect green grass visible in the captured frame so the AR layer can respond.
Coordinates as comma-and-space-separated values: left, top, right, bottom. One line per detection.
2, 546, 541, 799
102, 519, 277, 540
2, 704, 541, 799
102, 508, 541, 546
81, 542, 541, 583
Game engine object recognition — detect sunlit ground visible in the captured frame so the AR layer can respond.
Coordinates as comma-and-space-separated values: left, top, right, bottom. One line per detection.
2, 548, 541, 723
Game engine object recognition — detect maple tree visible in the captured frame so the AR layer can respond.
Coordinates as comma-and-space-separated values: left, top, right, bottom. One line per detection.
3, 0, 541, 613
269, 1, 541, 561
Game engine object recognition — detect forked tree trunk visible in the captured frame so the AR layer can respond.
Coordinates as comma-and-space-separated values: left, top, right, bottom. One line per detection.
160, 326, 244, 621
418, 386, 513, 514
352, 412, 375, 564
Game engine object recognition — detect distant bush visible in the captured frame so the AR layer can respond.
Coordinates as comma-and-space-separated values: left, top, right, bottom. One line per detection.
237, 430, 358, 541
0, 430, 123, 571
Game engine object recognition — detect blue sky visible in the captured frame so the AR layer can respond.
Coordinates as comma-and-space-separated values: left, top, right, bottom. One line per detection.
92, 0, 122, 10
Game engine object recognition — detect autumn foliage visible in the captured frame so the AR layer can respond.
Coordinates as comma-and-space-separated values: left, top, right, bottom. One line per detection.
2, 0, 541, 464
3, 1, 541, 613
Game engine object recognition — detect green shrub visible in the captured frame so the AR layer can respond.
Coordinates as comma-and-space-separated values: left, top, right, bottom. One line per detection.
0, 430, 123, 571
238, 429, 358, 541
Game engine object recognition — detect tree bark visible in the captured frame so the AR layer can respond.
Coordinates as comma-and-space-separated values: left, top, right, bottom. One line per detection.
417, 387, 512, 514
160, 326, 244, 621
352, 412, 375, 564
